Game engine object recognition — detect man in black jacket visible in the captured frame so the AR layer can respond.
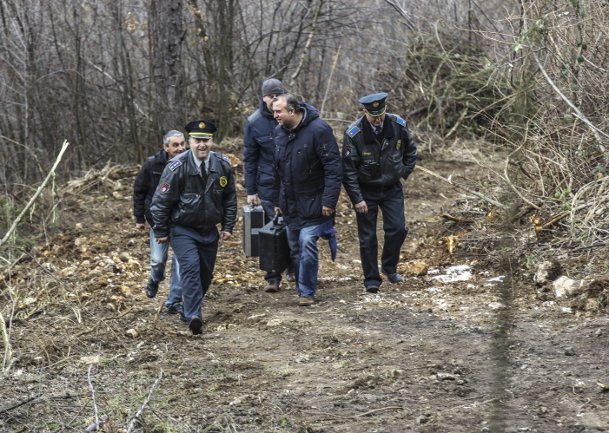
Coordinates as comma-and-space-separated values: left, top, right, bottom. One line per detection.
342, 92, 417, 293
151, 119, 237, 335
243, 78, 295, 292
272, 94, 342, 306
133, 130, 185, 312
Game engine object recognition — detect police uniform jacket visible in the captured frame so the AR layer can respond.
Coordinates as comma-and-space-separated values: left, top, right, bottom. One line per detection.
243, 100, 279, 201
133, 149, 169, 226
342, 113, 417, 204
273, 102, 342, 230
150, 150, 237, 238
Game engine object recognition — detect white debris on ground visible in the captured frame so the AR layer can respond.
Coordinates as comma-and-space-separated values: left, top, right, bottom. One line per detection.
428, 265, 473, 283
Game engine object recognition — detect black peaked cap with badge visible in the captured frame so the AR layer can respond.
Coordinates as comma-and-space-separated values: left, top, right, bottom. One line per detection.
185, 119, 217, 139
359, 92, 388, 116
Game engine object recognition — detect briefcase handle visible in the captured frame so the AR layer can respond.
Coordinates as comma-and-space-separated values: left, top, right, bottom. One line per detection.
272, 214, 284, 226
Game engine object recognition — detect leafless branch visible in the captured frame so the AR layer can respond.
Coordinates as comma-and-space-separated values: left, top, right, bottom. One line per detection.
320, 45, 341, 114
126, 369, 164, 433
383, 0, 415, 30
0, 395, 40, 414
0, 140, 69, 248
1, 281, 17, 373
86, 365, 101, 431
290, 0, 324, 82
532, 53, 609, 145
415, 164, 506, 209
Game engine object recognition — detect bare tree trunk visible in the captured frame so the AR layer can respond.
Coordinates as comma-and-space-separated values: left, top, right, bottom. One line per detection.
149, 0, 185, 138
111, 1, 141, 161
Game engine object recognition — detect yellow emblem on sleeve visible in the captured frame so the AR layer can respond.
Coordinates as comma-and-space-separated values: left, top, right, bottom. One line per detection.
219, 176, 228, 187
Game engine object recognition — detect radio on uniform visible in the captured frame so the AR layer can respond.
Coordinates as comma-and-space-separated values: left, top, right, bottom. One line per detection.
258, 216, 290, 274
243, 205, 265, 257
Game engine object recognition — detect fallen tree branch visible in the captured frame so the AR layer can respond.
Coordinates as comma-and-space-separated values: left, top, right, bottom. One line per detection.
1, 282, 17, 373
415, 164, 506, 209
0, 395, 40, 414
0, 140, 69, 249
356, 405, 404, 418
440, 213, 474, 224
126, 369, 163, 433
0, 310, 13, 373
86, 365, 101, 431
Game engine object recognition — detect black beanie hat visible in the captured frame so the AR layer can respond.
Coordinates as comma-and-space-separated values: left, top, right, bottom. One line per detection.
261, 78, 287, 97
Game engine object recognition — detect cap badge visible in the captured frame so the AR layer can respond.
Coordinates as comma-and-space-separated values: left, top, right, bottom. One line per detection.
199, 121, 206, 129
372, 102, 380, 108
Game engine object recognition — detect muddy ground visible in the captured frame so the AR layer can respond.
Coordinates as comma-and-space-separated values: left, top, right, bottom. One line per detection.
1, 143, 608, 433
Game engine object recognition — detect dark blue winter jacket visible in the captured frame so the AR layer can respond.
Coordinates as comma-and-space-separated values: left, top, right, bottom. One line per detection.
273, 103, 342, 230
243, 100, 279, 201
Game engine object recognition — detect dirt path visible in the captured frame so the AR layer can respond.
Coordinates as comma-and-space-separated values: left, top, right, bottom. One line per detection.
1, 155, 608, 433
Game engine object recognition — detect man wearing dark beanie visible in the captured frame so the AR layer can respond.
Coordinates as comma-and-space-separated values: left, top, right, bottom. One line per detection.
261, 78, 286, 98
243, 78, 295, 292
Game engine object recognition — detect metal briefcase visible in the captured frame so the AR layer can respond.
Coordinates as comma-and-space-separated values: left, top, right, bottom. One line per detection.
258, 216, 290, 274
243, 205, 265, 257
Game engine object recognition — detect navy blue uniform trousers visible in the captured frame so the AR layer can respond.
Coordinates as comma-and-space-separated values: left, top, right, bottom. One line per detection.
356, 183, 408, 288
170, 225, 219, 320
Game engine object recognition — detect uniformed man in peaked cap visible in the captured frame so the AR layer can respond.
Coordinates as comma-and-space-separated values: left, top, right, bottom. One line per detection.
342, 92, 417, 293
150, 119, 237, 335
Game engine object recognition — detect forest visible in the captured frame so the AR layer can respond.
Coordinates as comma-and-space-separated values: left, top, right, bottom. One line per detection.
1, 1, 609, 432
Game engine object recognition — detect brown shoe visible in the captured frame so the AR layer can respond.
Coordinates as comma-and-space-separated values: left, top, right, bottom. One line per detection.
264, 281, 280, 293
298, 296, 314, 306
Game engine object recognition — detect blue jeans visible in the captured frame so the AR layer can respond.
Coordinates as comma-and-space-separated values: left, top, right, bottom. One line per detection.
286, 219, 333, 298
149, 229, 182, 306
170, 225, 219, 320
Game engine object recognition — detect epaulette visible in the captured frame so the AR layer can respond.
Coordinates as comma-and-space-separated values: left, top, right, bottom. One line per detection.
346, 125, 361, 138
167, 159, 183, 172
213, 152, 232, 166
392, 115, 406, 127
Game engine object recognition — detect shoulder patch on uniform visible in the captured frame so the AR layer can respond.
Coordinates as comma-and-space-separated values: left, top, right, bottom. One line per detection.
159, 181, 170, 193
346, 125, 360, 138
393, 115, 406, 127
168, 159, 182, 171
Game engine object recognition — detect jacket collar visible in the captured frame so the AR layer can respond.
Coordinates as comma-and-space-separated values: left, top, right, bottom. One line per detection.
259, 99, 274, 119
183, 150, 221, 175
361, 115, 395, 143
156, 149, 169, 163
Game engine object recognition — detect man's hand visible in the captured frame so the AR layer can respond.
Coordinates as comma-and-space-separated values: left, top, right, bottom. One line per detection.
220, 231, 231, 241
322, 206, 334, 216
274, 207, 282, 215
354, 200, 368, 214
247, 194, 260, 205
135, 223, 146, 230
156, 236, 169, 244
